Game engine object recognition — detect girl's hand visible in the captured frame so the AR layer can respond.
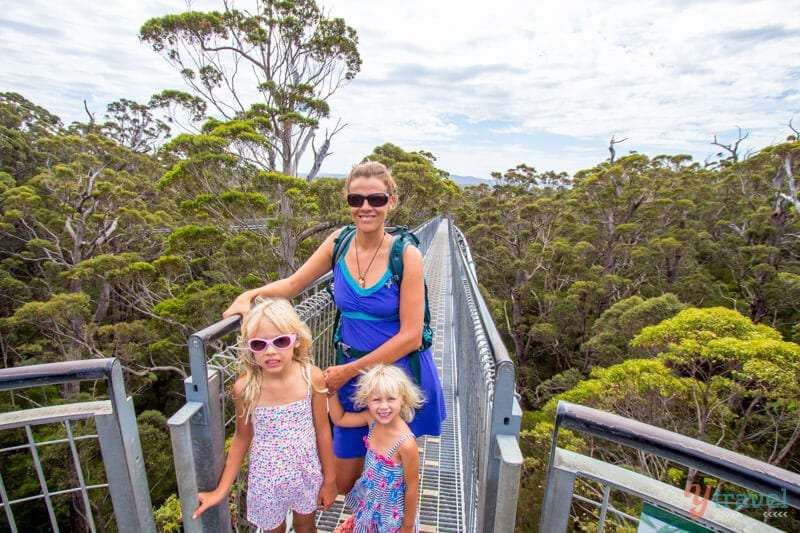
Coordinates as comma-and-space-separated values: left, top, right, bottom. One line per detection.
323, 363, 357, 393
318, 479, 337, 511
191, 490, 225, 520
400, 523, 415, 533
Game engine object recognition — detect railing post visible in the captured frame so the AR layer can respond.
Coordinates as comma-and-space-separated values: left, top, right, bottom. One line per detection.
493, 434, 523, 532
95, 359, 156, 532
539, 464, 577, 533
482, 364, 522, 532
170, 362, 229, 532
168, 401, 204, 533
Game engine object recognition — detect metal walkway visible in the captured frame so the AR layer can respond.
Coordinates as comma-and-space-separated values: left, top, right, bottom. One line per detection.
315, 220, 465, 532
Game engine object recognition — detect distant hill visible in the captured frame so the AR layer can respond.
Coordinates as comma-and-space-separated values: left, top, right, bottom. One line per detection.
313, 171, 495, 188
449, 174, 496, 188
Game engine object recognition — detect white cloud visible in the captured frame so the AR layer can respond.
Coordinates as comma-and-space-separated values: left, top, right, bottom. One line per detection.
2, 0, 799, 178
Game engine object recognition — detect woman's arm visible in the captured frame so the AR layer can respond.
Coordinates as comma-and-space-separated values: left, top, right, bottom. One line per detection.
326, 391, 372, 428
324, 244, 426, 391
192, 379, 253, 520
223, 230, 340, 318
398, 437, 420, 533
310, 366, 337, 510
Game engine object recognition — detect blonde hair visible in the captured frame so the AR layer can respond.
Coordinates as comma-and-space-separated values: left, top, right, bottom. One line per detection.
352, 364, 425, 422
344, 161, 397, 197
237, 297, 317, 421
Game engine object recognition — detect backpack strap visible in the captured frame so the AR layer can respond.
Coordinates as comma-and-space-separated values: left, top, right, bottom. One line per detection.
331, 225, 357, 269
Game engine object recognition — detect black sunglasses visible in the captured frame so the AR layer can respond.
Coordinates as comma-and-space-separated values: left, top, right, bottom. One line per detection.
347, 193, 390, 208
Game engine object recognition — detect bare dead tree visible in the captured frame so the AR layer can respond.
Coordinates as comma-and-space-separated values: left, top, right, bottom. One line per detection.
712, 127, 749, 163
787, 117, 799, 141
83, 100, 95, 126
609, 135, 628, 165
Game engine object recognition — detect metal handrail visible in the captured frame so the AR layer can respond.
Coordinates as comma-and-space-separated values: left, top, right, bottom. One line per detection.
554, 401, 800, 507
541, 400, 800, 531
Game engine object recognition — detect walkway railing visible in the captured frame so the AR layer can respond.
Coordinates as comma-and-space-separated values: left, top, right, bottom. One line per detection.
541, 401, 800, 531
449, 224, 523, 532
0, 358, 155, 532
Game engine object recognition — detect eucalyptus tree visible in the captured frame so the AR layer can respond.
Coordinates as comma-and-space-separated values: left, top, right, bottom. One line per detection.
139, 0, 361, 180
0, 92, 62, 186
631, 306, 800, 468
102, 98, 172, 154
156, 119, 340, 281
1, 129, 176, 393
581, 293, 686, 370
522, 306, 800, 530
456, 164, 574, 385
704, 140, 800, 330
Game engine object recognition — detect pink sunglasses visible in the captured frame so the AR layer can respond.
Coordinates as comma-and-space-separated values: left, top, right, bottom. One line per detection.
248, 333, 297, 353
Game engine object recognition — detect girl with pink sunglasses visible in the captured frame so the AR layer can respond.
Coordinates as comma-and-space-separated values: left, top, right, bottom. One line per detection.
192, 297, 336, 533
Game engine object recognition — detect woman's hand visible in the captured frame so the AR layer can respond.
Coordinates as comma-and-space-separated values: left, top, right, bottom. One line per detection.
223, 291, 253, 319
323, 363, 358, 393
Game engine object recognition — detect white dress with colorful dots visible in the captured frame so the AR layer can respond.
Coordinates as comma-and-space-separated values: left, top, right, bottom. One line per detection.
246, 384, 322, 529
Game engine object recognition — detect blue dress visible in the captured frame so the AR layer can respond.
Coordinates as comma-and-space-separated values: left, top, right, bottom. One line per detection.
330, 237, 446, 458
345, 422, 419, 532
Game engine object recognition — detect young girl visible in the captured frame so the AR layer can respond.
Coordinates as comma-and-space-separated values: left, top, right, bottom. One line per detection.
192, 297, 337, 533
328, 364, 424, 533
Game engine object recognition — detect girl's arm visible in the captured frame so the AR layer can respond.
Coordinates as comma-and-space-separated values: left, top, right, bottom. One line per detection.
223, 229, 341, 318
327, 390, 372, 428
324, 245, 426, 391
192, 379, 253, 520
310, 366, 337, 510
398, 437, 420, 533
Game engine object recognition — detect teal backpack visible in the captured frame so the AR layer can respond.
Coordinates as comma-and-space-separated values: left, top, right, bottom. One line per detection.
328, 225, 433, 383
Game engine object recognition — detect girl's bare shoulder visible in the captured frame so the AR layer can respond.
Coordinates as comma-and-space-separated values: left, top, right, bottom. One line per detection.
396, 434, 419, 460
232, 376, 248, 397
308, 364, 327, 392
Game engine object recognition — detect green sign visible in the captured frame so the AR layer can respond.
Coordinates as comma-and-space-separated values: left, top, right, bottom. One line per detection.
638, 503, 714, 533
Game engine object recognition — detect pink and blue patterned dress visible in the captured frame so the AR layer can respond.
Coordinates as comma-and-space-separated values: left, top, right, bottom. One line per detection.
246, 385, 322, 529
345, 422, 419, 532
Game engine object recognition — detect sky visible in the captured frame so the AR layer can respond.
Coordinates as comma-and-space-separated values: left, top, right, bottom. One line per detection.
2, 0, 800, 180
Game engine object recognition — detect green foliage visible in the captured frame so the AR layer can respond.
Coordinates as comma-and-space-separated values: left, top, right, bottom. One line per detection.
4, 87, 800, 532
153, 494, 183, 533
584, 293, 687, 367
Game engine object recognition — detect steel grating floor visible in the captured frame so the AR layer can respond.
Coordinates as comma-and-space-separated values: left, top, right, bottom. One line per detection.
314, 220, 465, 532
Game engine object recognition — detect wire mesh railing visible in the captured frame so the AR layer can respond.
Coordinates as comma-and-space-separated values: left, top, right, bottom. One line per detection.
448, 224, 523, 532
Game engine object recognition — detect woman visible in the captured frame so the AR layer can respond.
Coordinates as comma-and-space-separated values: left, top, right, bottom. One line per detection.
224, 161, 446, 494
